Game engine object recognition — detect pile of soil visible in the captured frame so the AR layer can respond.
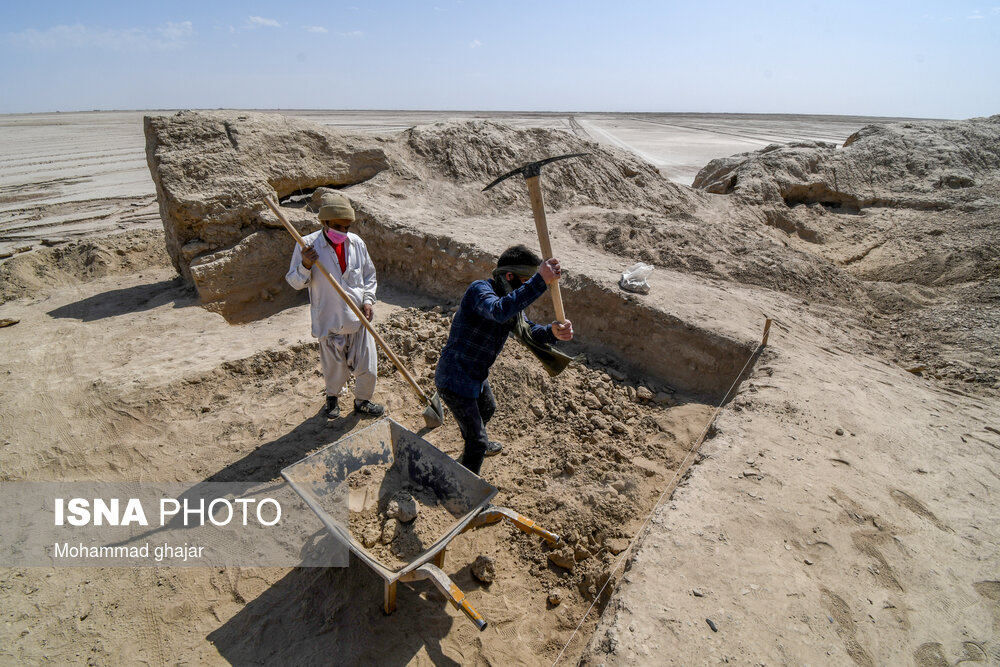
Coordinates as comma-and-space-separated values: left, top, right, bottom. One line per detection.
565, 206, 868, 305
346, 461, 458, 571
375, 305, 716, 608
0, 228, 171, 303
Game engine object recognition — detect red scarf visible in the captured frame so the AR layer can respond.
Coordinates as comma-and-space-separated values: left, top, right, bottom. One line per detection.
332, 241, 347, 274
324, 232, 348, 274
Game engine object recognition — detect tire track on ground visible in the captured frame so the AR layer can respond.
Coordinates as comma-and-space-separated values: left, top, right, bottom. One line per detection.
574, 118, 668, 167
625, 115, 790, 146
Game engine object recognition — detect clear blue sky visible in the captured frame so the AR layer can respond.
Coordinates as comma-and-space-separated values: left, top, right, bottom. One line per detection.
1, 1, 997, 118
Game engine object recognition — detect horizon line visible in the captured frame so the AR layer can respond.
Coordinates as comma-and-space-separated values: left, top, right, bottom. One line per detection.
0, 108, 946, 121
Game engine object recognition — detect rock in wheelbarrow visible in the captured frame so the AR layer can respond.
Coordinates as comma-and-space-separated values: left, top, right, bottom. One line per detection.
361, 525, 381, 548
385, 491, 418, 523
380, 518, 400, 544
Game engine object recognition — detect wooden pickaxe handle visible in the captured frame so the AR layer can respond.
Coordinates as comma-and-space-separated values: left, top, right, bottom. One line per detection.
524, 175, 566, 323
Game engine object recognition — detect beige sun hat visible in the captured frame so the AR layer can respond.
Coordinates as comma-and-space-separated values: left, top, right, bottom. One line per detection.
317, 192, 355, 222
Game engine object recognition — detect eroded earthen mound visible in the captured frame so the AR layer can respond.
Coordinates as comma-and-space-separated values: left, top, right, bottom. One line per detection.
693, 115, 1000, 393
144, 111, 391, 321
693, 115, 1000, 210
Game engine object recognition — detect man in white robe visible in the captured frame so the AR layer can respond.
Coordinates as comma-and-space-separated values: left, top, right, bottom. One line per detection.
286, 192, 384, 419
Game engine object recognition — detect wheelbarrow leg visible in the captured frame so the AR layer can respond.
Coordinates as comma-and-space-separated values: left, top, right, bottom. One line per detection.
384, 581, 397, 615
434, 548, 446, 569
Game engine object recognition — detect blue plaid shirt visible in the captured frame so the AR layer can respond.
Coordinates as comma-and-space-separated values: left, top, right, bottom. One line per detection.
435, 274, 557, 398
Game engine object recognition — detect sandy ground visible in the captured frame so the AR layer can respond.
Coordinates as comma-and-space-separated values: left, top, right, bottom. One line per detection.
585, 290, 1000, 666
1, 111, 998, 666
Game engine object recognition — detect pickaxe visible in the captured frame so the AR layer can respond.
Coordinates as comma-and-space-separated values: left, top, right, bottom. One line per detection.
482, 153, 586, 323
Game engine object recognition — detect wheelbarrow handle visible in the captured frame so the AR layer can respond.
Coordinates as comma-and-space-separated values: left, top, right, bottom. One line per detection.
464, 506, 562, 546
455, 589, 488, 632
401, 563, 487, 631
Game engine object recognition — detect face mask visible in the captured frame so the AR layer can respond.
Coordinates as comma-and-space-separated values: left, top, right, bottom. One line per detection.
325, 228, 348, 244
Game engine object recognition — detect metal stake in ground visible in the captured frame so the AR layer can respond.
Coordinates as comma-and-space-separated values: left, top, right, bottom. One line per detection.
482, 153, 586, 323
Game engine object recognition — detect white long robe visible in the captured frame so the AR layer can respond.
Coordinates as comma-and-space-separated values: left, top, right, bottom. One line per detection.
285, 230, 377, 338
286, 230, 379, 399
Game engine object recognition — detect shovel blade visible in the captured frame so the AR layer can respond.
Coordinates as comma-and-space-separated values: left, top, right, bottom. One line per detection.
422, 392, 444, 429
539, 354, 572, 377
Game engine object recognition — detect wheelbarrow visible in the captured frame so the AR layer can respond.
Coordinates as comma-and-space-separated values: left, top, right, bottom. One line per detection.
280, 418, 561, 631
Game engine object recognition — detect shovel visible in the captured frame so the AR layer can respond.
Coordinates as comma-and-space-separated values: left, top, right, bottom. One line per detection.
264, 197, 444, 429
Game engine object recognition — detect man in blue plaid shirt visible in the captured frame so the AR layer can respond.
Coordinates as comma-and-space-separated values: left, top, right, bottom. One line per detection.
435, 245, 574, 475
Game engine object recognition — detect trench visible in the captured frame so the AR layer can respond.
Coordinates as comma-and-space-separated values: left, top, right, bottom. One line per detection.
355, 208, 755, 404
3, 221, 762, 664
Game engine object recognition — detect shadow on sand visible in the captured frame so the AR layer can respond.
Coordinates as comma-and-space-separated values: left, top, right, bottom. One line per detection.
206, 407, 365, 483
204, 408, 465, 666
44, 275, 445, 325
206, 555, 461, 666
46, 276, 195, 321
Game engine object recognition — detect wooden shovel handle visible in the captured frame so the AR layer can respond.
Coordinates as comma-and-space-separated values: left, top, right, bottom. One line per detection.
263, 197, 429, 402
524, 176, 566, 323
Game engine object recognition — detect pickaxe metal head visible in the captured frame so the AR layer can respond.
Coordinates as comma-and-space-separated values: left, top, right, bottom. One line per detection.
482, 152, 587, 192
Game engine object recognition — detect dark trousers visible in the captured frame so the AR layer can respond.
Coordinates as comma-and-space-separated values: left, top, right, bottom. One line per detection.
437, 382, 496, 475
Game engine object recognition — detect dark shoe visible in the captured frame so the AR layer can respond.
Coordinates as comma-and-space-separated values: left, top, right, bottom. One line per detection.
353, 399, 385, 417
324, 396, 340, 419
484, 440, 503, 457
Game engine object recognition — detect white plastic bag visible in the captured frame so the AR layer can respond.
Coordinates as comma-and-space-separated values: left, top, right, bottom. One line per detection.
619, 262, 653, 294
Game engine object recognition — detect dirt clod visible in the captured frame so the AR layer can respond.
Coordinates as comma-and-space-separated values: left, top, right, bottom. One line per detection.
471, 555, 496, 584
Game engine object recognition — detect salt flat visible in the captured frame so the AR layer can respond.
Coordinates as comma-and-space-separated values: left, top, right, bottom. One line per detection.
0, 109, 902, 254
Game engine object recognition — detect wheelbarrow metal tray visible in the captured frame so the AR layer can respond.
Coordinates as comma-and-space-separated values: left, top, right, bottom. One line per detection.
280, 418, 497, 582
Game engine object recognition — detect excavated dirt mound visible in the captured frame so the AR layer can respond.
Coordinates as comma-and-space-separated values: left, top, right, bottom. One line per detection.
690, 116, 1000, 395
402, 120, 701, 213
0, 228, 171, 303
